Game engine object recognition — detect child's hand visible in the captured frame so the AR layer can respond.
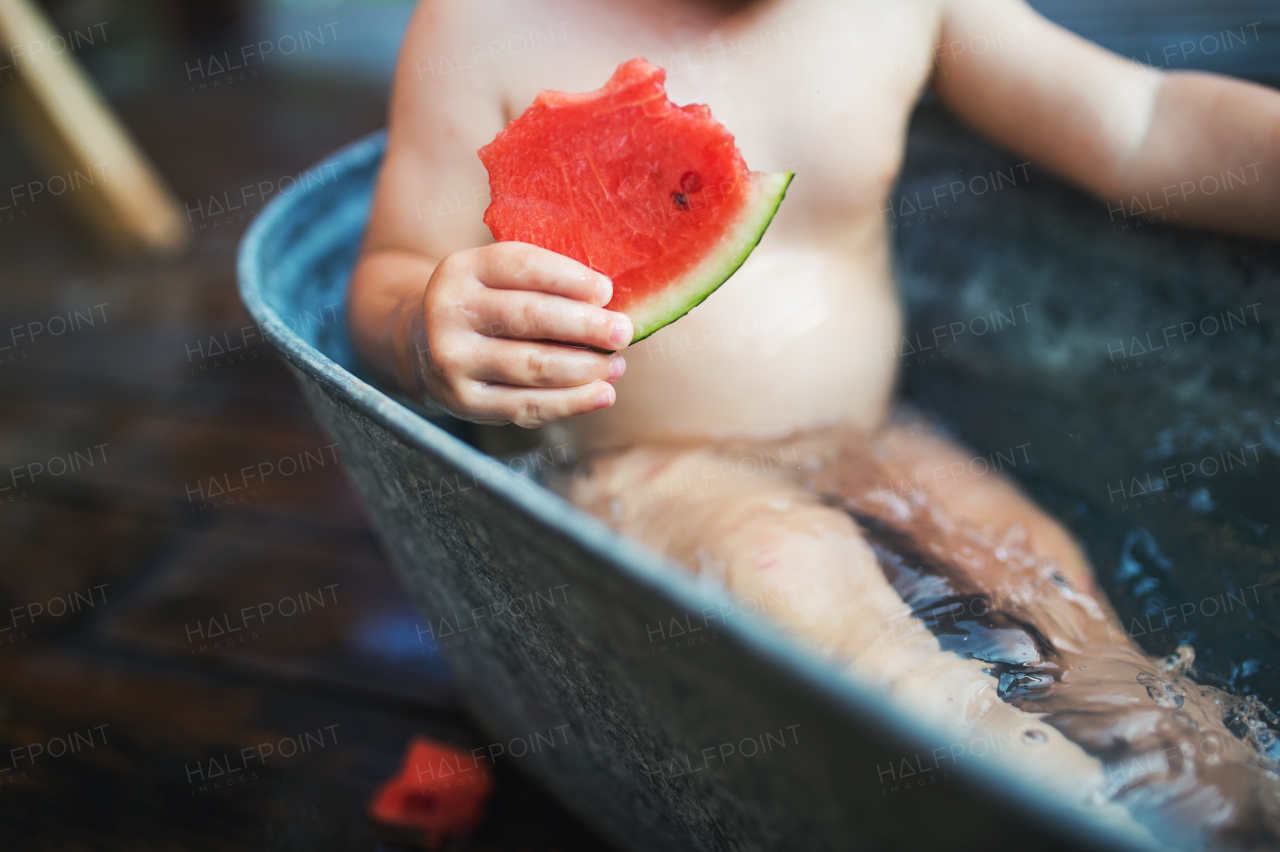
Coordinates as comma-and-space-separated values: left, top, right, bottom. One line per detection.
416, 242, 632, 428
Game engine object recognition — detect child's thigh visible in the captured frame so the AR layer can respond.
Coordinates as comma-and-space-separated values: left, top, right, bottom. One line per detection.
878, 418, 1097, 594
568, 444, 915, 658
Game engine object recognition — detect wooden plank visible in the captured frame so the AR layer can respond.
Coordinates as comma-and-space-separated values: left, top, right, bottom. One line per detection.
0, 0, 188, 255
0, 649, 616, 851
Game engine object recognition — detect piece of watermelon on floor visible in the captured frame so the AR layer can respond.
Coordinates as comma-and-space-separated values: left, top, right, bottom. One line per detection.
478, 57, 793, 346
367, 736, 494, 850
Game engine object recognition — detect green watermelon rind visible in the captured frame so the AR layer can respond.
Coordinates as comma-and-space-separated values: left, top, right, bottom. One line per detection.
623, 170, 794, 346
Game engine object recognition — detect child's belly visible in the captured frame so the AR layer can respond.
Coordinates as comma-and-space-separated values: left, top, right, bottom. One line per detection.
566, 233, 902, 450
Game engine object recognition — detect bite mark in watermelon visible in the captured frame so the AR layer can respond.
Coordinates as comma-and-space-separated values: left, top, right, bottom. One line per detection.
478, 57, 793, 346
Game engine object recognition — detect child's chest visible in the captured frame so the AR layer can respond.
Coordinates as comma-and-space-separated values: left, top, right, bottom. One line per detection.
490, 0, 940, 222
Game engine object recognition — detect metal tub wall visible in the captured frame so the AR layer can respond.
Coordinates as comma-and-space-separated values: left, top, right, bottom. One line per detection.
237, 132, 1156, 852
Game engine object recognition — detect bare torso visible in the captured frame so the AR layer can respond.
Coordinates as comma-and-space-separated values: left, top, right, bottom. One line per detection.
383, 0, 942, 447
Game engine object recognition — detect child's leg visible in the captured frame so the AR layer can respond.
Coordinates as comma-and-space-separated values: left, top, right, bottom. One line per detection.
567, 433, 1104, 666
568, 443, 917, 662
567, 441, 1125, 805
875, 417, 1100, 596
567, 433, 1279, 846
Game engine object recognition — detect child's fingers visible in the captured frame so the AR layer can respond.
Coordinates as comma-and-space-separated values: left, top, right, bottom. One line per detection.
474, 242, 612, 306
463, 380, 616, 428
473, 288, 633, 350
472, 339, 624, 388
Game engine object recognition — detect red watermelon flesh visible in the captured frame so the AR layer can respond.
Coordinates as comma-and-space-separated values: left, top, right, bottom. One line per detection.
478, 57, 792, 345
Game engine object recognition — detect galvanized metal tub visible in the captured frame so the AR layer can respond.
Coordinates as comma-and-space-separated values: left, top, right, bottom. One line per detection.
236, 129, 1171, 852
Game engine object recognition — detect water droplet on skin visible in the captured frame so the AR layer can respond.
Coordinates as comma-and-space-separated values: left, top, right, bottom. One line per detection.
1138, 672, 1186, 708
1159, 645, 1196, 675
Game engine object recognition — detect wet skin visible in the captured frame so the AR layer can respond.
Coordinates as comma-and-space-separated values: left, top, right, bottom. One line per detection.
348, 0, 1280, 843
568, 424, 1280, 849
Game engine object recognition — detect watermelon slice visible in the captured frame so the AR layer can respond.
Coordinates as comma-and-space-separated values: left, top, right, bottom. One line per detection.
367, 736, 493, 849
478, 57, 792, 346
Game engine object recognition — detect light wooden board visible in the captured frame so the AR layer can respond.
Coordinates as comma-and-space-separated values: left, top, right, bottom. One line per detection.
0, 0, 188, 254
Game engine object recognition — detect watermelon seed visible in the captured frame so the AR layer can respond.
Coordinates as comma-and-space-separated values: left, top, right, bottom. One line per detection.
672, 192, 689, 210
680, 171, 702, 193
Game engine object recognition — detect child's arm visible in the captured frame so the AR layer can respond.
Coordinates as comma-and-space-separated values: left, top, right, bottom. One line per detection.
348, 2, 631, 428
934, 0, 1280, 240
